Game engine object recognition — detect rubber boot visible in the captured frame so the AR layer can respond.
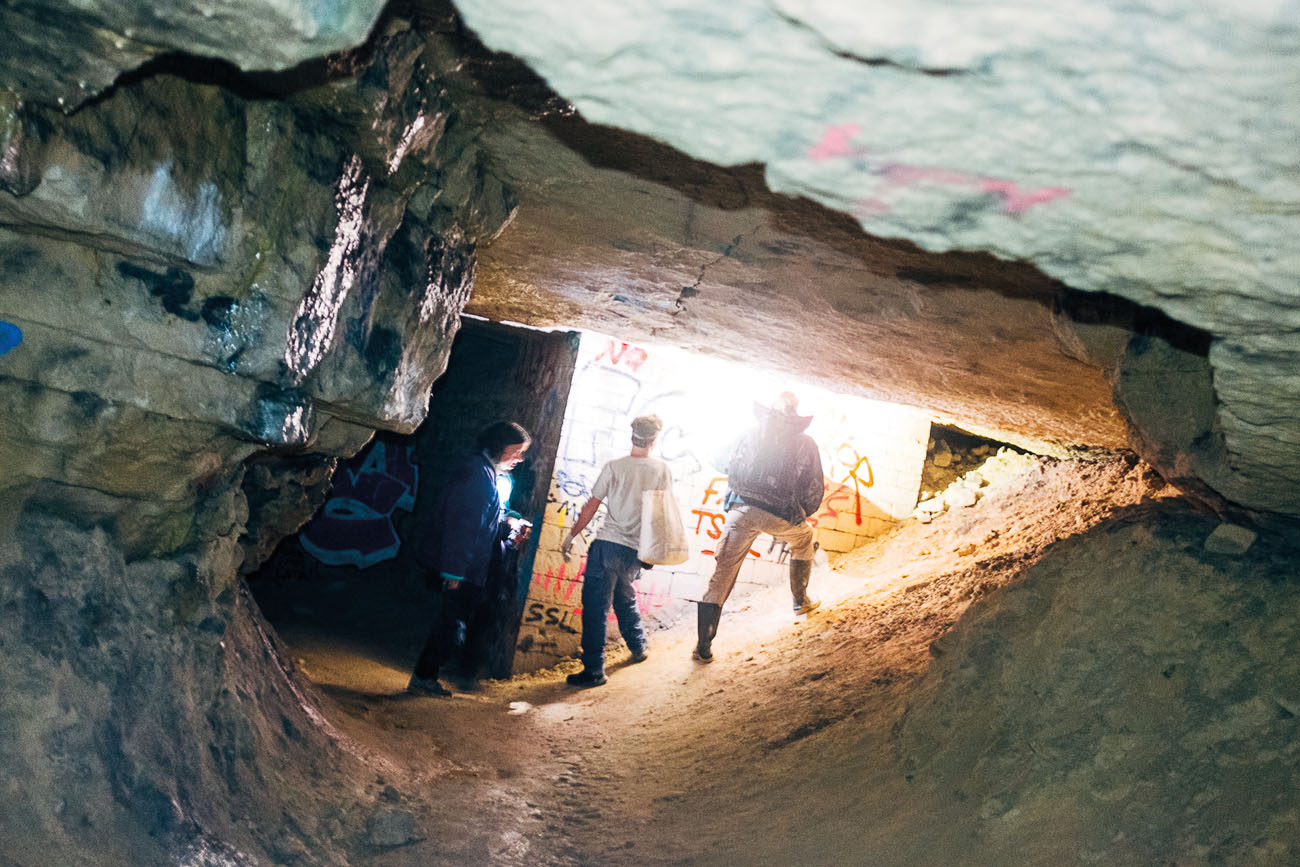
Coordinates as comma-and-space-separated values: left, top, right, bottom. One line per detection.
693, 602, 721, 662
789, 559, 820, 615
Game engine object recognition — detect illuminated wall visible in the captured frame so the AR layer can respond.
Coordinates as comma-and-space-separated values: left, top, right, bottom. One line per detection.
513, 332, 931, 672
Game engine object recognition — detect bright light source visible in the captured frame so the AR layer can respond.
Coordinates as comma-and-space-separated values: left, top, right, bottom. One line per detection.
496, 472, 514, 510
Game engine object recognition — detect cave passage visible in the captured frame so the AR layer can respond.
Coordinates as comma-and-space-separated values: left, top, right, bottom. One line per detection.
249, 317, 1003, 687
244, 438, 1176, 866
237, 317, 1218, 866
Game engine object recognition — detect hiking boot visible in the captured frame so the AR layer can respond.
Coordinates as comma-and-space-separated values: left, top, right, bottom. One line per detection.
407, 675, 452, 697
694, 602, 721, 663
628, 649, 649, 664
789, 559, 820, 615
566, 669, 607, 688
793, 597, 821, 616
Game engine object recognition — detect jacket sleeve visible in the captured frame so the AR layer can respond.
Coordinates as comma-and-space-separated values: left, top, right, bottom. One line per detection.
797, 438, 827, 518
432, 461, 500, 579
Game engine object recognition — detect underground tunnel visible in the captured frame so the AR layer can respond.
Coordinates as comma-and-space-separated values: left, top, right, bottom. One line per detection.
2, 1, 1299, 865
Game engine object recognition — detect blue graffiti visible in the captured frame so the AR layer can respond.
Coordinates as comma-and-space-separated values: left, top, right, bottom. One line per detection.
300, 437, 418, 568
0, 322, 21, 356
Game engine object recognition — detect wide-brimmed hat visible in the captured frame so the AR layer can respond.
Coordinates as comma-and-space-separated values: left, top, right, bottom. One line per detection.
752, 391, 812, 431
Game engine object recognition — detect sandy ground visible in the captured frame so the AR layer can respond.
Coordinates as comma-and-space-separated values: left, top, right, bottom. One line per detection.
259, 453, 1175, 865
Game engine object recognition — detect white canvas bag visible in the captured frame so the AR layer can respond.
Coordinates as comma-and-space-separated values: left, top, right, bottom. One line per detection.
638, 488, 690, 566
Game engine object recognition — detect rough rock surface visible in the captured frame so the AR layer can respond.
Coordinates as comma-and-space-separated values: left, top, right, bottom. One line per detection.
0, 2, 1297, 866
894, 508, 1300, 865
1, 13, 515, 557
1, 0, 388, 109
0, 9, 518, 865
467, 116, 1129, 454
0, 513, 376, 866
453, 0, 1300, 514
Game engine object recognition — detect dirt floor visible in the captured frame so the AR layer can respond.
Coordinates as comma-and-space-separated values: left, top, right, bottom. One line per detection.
257, 453, 1180, 865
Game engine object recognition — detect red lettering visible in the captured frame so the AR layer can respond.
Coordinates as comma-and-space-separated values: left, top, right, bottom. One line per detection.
595, 340, 649, 371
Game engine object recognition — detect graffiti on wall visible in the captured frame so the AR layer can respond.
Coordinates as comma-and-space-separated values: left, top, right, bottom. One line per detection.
807, 122, 1071, 218
0, 321, 21, 356
516, 333, 929, 667
300, 437, 418, 568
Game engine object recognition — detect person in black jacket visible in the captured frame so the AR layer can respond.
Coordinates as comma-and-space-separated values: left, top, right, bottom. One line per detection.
408, 421, 531, 696
695, 393, 825, 663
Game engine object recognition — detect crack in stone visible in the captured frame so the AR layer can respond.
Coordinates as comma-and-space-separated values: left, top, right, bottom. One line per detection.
672, 225, 758, 317
768, 5, 971, 78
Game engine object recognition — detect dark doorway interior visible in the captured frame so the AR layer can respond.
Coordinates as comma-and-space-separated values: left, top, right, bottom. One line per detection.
247, 318, 579, 684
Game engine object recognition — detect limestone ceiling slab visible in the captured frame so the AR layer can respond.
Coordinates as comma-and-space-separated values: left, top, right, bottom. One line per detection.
468, 115, 1127, 454
453, 0, 1300, 514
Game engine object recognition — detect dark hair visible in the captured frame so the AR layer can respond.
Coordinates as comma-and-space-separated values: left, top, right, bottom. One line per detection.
630, 414, 663, 447
476, 421, 531, 460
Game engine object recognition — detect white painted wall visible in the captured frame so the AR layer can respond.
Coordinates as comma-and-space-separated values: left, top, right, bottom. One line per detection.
514, 332, 931, 672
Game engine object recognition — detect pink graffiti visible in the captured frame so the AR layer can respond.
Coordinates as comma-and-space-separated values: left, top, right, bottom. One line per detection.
633, 582, 674, 617
533, 556, 586, 604
808, 123, 863, 161
858, 163, 1071, 217
808, 123, 1070, 216
979, 178, 1072, 214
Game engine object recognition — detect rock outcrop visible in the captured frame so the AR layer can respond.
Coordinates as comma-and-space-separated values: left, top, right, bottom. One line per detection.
895, 505, 1300, 865
0, 1, 1298, 864
453, 0, 1300, 517
0, 9, 516, 863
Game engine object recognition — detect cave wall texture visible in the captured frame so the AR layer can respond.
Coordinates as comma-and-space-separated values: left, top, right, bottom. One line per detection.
0, 0, 1298, 864
453, 0, 1300, 519
1, 5, 519, 862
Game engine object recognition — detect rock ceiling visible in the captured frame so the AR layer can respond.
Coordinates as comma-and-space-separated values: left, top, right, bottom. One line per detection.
3, 0, 1299, 519
458, 0, 1300, 520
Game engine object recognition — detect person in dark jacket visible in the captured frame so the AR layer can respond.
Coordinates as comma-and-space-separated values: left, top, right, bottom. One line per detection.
408, 421, 531, 696
694, 392, 825, 663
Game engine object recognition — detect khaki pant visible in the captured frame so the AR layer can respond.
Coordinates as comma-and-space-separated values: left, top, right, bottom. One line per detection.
702, 504, 815, 606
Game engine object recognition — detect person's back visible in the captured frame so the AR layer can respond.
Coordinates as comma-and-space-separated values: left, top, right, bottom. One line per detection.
726, 408, 823, 524
592, 455, 673, 549
561, 415, 672, 687
695, 392, 826, 664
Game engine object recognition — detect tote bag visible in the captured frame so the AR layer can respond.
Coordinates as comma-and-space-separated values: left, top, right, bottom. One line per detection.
638, 488, 690, 566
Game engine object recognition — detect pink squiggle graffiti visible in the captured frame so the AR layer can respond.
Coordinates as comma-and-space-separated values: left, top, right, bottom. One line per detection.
978, 178, 1071, 214
808, 124, 1070, 216
808, 123, 864, 161
866, 163, 1070, 217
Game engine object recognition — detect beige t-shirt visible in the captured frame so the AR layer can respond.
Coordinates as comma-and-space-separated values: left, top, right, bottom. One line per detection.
591, 455, 674, 549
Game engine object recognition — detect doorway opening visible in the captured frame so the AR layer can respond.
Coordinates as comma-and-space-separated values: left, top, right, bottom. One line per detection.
247, 322, 1037, 686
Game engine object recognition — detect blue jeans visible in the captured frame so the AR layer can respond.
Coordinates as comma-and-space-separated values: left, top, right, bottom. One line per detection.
580, 540, 647, 674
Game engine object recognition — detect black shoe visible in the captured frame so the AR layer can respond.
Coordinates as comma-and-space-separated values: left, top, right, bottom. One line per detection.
566, 669, 607, 688
407, 675, 452, 697
628, 650, 649, 664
